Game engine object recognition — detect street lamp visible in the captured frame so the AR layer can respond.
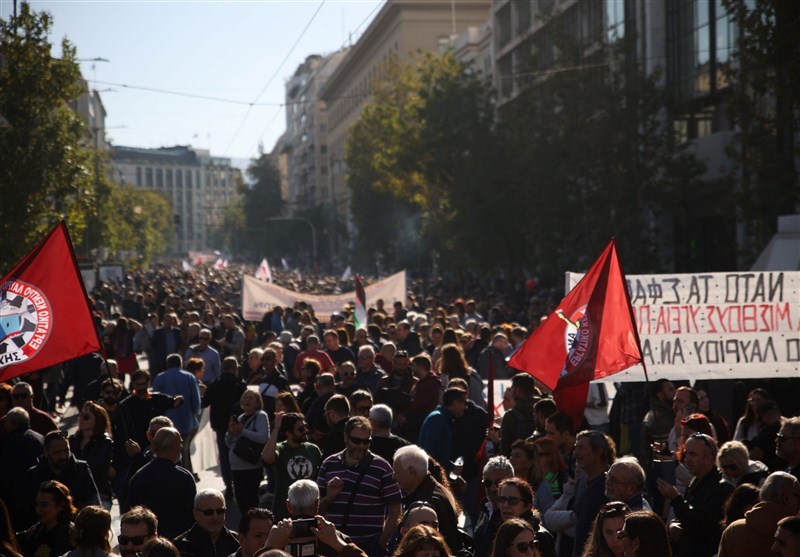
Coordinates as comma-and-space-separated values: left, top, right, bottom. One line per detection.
265, 217, 317, 258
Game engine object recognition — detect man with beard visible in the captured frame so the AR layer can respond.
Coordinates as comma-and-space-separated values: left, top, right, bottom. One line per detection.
175, 489, 240, 557
317, 416, 401, 555
118, 506, 158, 557
122, 369, 184, 451
16, 430, 101, 530
263, 413, 323, 520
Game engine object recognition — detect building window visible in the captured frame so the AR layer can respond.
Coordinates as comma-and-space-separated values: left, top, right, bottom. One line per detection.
497, 3, 512, 49
166, 168, 174, 188
186, 170, 193, 189
606, 0, 625, 42
145, 168, 153, 187
156, 168, 163, 188
136, 167, 142, 187
516, 0, 531, 34
321, 145, 328, 155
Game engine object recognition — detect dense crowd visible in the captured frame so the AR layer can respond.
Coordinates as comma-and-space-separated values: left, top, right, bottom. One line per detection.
0, 264, 799, 557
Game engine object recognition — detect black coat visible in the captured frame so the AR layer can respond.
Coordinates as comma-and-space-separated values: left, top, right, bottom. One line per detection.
202, 373, 246, 432
0, 426, 43, 501
128, 457, 196, 539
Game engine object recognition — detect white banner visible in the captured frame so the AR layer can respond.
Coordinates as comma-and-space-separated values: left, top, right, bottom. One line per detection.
242, 270, 407, 322
566, 270, 800, 382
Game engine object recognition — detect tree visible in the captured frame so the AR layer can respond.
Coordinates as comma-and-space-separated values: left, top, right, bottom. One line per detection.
724, 0, 800, 264
0, 4, 95, 271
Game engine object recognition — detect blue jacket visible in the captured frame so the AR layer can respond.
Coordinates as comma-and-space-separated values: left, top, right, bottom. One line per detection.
152, 366, 202, 435
418, 405, 456, 472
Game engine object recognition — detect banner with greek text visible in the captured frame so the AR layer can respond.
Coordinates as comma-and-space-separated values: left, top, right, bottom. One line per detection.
242, 271, 407, 322
566, 271, 800, 381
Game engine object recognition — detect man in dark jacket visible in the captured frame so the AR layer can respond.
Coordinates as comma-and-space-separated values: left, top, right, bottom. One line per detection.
16, 430, 101, 530
500, 373, 539, 455
657, 433, 735, 557
128, 427, 196, 539
392, 445, 463, 554
174, 488, 239, 557
0, 408, 44, 502
202, 356, 246, 498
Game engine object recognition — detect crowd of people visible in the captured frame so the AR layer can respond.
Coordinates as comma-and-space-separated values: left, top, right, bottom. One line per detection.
0, 263, 798, 557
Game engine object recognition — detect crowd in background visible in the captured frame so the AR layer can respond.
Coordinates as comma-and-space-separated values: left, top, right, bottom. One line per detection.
0, 263, 799, 557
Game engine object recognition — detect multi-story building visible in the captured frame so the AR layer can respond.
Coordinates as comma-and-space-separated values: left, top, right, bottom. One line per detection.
491, 0, 789, 272
320, 0, 491, 253
110, 145, 241, 253
282, 51, 348, 214
444, 21, 494, 79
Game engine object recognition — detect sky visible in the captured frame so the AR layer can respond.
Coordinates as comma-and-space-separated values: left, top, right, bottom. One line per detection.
0, 0, 383, 165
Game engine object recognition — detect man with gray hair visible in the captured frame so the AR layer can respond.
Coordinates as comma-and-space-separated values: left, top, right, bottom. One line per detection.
185, 327, 222, 383
604, 456, 650, 510
392, 445, 462, 554
0, 407, 44, 501
368, 404, 409, 465
11, 381, 57, 436
174, 488, 239, 557
474, 456, 515, 556
355, 344, 385, 393
718, 471, 800, 557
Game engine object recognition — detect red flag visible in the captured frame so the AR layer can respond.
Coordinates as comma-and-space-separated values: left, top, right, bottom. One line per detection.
509, 239, 642, 427
0, 222, 102, 381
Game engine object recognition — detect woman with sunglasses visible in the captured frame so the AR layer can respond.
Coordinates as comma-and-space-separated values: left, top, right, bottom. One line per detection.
732, 388, 770, 445
580, 501, 631, 557
491, 518, 541, 557
616, 510, 671, 557
69, 402, 114, 510
716, 440, 769, 487
17, 480, 76, 557
496, 478, 555, 557
391, 524, 451, 557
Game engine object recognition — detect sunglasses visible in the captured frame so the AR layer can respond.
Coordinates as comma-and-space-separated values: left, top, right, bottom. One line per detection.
261, 356, 275, 361
600, 501, 630, 514
118, 535, 148, 546
12, 393, 30, 400
483, 478, 500, 488
348, 436, 371, 446
689, 432, 714, 450
720, 463, 738, 471
356, 406, 372, 414
510, 540, 537, 553
496, 496, 523, 506
196, 508, 226, 516
199, 336, 211, 341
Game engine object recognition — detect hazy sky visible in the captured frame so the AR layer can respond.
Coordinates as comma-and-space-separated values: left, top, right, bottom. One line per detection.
2, 0, 383, 163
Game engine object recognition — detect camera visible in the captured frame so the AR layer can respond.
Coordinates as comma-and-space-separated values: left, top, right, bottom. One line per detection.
288, 518, 317, 557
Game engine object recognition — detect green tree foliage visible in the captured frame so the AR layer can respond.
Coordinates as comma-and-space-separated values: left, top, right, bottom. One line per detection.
228, 153, 284, 257
0, 4, 95, 271
346, 47, 708, 282
724, 0, 800, 262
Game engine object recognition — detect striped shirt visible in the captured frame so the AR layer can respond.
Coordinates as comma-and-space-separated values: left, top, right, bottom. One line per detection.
317, 450, 401, 545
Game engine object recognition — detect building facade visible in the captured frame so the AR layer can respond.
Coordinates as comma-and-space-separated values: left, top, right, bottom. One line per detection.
110, 145, 241, 253
282, 51, 348, 214
319, 0, 492, 253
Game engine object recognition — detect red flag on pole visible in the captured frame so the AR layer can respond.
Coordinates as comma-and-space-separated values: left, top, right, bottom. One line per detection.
509, 239, 642, 427
0, 222, 102, 381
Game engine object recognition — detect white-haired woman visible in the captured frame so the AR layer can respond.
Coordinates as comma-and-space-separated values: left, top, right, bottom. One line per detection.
226, 389, 269, 514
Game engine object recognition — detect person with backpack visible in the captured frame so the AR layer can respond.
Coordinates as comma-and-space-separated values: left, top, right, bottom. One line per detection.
501, 373, 540, 456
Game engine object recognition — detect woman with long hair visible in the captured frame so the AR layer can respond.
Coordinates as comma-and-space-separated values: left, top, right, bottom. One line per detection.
720, 483, 760, 530
226, 389, 269, 515
733, 388, 770, 444
531, 437, 567, 514
17, 480, 76, 557
580, 501, 631, 557
491, 518, 541, 557
68, 402, 114, 509
617, 511, 671, 557
63, 506, 116, 557
438, 343, 485, 409
696, 388, 730, 443
391, 524, 451, 557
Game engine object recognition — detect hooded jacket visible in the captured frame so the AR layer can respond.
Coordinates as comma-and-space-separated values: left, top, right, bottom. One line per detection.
718, 500, 798, 557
